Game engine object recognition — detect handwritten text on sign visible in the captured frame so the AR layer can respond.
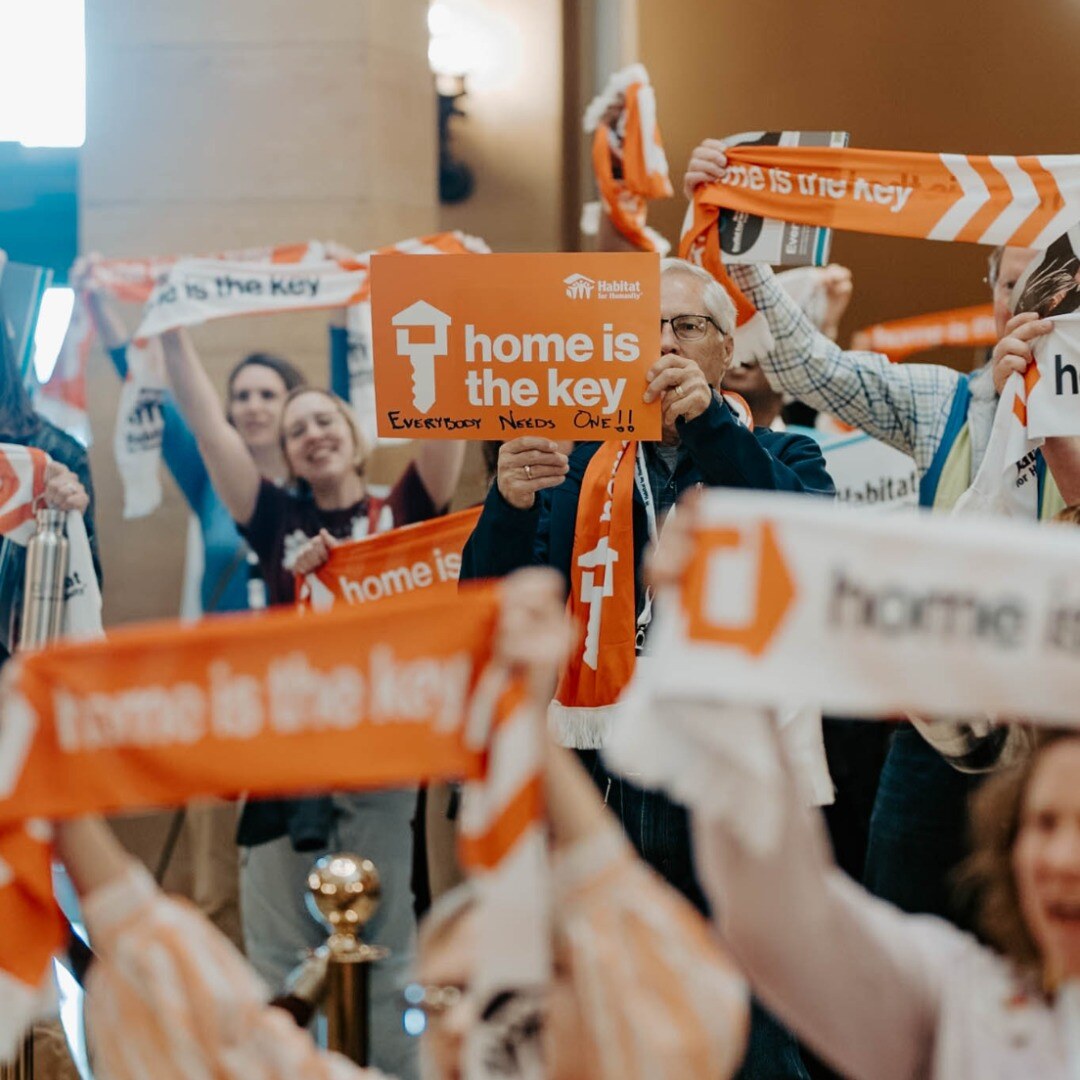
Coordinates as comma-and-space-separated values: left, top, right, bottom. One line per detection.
370, 253, 662, 440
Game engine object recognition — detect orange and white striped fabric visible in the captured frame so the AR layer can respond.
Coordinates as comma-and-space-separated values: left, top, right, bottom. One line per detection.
0, 582, 547, 1065
0, 445, 61, 1058
686, 143, 1080, 251
457, 673, 550, 1079
80, 232, 488, 517
678, 204, 775, 365
0, 445, 47, 545
80, 819, 747, 1080
82, 865, 378, 1080
583, 64, 672, 254
854, 303, 997, 363
134, 232, 489, 339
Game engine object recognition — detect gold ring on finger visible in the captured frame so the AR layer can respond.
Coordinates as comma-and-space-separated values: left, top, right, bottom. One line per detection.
525, 464, 533, 480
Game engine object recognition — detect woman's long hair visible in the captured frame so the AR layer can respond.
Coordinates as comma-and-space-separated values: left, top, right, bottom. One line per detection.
0, 316, 39, 439
959, 729, 1078, 973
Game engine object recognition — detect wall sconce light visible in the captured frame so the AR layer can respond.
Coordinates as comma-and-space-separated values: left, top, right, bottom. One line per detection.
428, 2, 476, 204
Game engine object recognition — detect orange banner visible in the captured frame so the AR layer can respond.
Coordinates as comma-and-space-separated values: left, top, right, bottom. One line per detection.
854, 303, 997, 362
298, 507, 482, 611
370, 252, 662, 440
692, 145, 1080, 249
0, 586, 500, 824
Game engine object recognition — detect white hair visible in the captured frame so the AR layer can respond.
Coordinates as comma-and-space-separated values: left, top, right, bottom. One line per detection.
660, 257, 737, 336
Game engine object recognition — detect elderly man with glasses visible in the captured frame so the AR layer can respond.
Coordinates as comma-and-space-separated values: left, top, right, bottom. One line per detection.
460, 256, 833, 1080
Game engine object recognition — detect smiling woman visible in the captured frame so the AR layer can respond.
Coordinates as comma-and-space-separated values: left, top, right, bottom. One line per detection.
157, 324, 466, 1078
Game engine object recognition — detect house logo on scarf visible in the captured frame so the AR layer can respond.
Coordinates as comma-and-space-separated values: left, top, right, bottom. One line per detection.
578, 537, 619, 669
563, 273, 595, 300
391, 301, 452, 413
682, 521, 796, 657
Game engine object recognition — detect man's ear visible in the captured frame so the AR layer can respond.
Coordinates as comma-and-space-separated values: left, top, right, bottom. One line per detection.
718, 333, 736, 380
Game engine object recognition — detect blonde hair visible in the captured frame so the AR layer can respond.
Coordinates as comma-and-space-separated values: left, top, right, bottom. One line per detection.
279, 387, 369, 480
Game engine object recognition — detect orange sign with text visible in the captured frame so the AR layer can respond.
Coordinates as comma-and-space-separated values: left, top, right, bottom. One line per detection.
0, 585, 500, 823
370, 253, 661, 440
298, 507, 482, 611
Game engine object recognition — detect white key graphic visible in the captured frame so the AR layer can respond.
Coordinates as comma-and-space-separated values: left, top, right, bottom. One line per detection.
391, 300, 452, 413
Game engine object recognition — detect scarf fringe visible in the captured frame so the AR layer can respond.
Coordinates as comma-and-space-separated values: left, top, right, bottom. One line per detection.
547, 701, 623, 750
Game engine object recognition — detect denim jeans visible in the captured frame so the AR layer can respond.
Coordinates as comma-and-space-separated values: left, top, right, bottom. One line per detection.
240, 788, 420, 1080
862, 726, 980, 928
580, 751, 809, 1080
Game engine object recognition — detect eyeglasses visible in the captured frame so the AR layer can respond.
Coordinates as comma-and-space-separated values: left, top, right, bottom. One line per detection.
401, 982, 466, 1019
660, 314, 723, 342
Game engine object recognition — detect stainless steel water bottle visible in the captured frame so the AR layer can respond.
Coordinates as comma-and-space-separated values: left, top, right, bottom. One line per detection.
18, 508, 69, 650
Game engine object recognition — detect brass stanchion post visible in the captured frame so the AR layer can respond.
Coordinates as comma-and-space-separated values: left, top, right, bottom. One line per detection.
307, 853, 388, 1066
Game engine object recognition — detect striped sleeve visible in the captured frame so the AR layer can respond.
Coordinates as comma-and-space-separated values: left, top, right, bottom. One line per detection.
732, 264, 962, 474
82, 864, 382, 1080
553, 825, 749, 1080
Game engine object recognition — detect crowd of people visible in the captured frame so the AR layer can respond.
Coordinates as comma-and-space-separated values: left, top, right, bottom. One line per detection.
3, 129, 1080, 1080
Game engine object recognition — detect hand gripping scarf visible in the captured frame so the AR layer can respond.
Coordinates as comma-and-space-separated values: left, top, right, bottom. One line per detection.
955, 229, 1080, 518
551, 394, 753, 748
582, 64, 673, 255
74, 232, 489, 518
682, 141, 1080, 364
0, 584, 545, 1075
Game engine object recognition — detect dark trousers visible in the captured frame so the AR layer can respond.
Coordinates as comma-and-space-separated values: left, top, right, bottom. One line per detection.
577, 750, 809, 1080
862, 725, 981, 929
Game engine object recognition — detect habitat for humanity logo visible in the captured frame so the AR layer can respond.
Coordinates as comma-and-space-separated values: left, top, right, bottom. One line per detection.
391, 300, 452, 413
563, 273, 595, 299
562, 272, 641, 301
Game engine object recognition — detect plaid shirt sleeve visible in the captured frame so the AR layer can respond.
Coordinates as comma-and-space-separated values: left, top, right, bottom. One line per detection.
732, 264, 963, 475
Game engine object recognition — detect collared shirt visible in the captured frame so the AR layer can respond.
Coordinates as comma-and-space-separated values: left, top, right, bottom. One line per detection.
732, 263, 966, 475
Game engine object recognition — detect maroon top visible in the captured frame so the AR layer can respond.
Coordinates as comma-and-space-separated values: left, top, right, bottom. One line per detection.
241, 463, 439, 606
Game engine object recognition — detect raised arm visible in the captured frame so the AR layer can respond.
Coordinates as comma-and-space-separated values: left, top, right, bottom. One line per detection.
55, 817, 371, 1080
497, 569, 750, 1079
690, 716, 962, 1080
160, 328, 261, 526
414, 441, 466, 510
732, 263, 960, 470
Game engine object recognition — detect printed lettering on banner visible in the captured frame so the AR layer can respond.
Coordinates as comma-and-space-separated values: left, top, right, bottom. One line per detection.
1028, 314, 1080, 439
298, 507, 482, 611
692, 142, 1080, 251
715, 131, 848, 266
795, 427, 919, 510
0, 586, 502, 824
370, 253, 662, 440
648, 491, 1080, 726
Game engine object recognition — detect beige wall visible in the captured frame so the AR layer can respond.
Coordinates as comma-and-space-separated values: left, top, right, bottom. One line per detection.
437, 0, 564, 253
81, 1, 439, 626
637, 0, 1080, 358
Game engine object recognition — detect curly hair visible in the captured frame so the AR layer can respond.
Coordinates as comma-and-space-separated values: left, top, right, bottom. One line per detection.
960, 729, 1079, 972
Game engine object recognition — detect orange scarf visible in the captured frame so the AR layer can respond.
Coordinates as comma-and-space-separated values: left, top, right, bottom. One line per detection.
0, 584, 549, 1066
553, 394, 753, 746
853, 303, 997, 362
685, 144, 1080, 250
585, 64, 672, 254
682, 143, 1080, 363
678, 200, 774, 363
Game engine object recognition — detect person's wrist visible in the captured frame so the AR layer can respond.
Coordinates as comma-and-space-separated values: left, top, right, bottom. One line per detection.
497, 480, 534, 512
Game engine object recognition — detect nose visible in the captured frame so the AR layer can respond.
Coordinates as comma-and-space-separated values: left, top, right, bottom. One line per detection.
1044, 821, 1080, 874
660, 320, 679, 354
